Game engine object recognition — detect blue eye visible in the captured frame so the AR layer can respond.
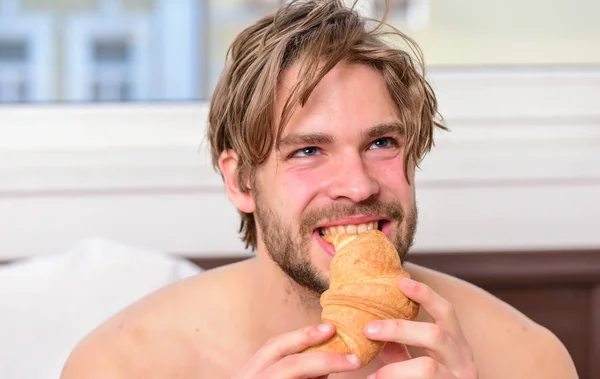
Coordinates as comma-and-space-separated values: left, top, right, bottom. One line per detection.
370, 137, 394, 149
293, 146, 320, 157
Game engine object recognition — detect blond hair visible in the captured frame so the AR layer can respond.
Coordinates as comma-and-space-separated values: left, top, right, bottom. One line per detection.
207, 0, 446, 250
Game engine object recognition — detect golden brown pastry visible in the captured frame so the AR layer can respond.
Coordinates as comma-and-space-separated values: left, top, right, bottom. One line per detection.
303, 229, 419, 365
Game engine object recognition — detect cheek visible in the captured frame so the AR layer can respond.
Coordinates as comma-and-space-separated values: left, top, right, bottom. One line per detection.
372, 158, 415, 201
282, 165, 331, 198
278, 168, 328, 220
281, 178, 314, 207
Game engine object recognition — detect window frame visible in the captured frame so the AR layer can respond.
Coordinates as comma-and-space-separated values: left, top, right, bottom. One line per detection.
64, 0, 201, 102
0, 0, 53, 102
64, 4, 153, 102
0, 38, 29, 102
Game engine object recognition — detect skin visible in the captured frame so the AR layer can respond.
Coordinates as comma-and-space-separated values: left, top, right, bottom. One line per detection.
60, 62, 578, 379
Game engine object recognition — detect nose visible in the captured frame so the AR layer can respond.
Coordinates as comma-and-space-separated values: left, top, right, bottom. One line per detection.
326, 153, 380, 203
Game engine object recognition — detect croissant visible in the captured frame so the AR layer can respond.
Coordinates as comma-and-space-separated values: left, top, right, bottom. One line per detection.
303, 229, 419, 365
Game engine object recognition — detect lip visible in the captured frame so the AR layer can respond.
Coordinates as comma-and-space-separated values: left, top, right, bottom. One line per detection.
315, 215, 387, 229
314, 230, 336, 257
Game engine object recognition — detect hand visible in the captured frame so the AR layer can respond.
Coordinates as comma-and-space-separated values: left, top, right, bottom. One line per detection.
363, 278, 478, 379
232, 323, 361, 379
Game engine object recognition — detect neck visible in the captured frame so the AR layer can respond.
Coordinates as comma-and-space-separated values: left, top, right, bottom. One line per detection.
245, 250, 323, 349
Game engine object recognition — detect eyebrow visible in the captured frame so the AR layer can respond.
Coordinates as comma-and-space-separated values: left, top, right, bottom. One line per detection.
361, 122, 405, 140
278, 132, 335, 149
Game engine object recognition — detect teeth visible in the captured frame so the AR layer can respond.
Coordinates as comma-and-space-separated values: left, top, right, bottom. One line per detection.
322, 221, 379, 236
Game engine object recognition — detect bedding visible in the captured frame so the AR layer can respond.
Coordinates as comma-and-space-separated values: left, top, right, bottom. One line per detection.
0, 238, 202, 379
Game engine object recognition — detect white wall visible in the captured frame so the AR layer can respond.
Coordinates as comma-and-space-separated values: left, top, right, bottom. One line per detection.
1, 68, 599, 260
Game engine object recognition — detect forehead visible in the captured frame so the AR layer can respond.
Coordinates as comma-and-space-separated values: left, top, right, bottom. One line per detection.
274, 61, 400, 138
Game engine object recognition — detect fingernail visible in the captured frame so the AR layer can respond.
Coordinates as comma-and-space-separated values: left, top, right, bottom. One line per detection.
366, 322, 381, 334
317, 323, 332, 333
346, 354, 360, 365
367, 374, 376, 379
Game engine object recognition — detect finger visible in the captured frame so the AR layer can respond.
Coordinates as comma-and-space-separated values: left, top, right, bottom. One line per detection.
260, 351, 361, 379
379, 342, 411, 364
367, 356, 453, 379
395, 278, 475, 369
236, 323, 336, 378
398, 278, 458, 328
364, 319, 463, 369
398, 277, 469, 346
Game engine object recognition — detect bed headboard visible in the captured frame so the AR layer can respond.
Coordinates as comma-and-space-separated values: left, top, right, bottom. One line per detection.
191, 249, 600, 379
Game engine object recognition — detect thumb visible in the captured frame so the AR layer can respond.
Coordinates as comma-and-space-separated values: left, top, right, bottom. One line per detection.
380, 342, 412, 364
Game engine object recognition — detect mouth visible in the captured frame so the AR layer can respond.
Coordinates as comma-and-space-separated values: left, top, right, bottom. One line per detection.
317, 220, 382, 237
313, 219, 391, 257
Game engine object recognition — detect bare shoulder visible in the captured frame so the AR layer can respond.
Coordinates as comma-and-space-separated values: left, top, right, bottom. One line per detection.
406, 263, 578, 378
60, 260, 252, 379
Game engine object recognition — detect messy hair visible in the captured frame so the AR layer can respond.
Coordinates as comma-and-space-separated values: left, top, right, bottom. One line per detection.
207, 0, 446, 250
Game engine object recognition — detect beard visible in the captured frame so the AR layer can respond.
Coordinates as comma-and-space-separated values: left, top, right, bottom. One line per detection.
254, 196, 418, 298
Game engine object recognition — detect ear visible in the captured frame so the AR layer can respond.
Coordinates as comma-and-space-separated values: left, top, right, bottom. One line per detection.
218, 150, 256, 214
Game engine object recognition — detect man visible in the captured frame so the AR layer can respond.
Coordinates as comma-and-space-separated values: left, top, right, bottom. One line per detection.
61, 1, 578, 378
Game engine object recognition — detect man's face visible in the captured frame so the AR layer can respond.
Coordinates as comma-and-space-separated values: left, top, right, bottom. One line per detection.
253, 62, 417, 296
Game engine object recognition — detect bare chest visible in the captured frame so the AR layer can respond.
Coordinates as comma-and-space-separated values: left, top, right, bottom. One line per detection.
197, 346, 429, 379
199, 361, 383, 379
195, 331, 431, 378
195, 341, 379, 378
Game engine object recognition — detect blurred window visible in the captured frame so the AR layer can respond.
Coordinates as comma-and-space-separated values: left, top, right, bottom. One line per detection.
92, 38, 132, 102
0, 38, 29, 102
0, 0, 597, 105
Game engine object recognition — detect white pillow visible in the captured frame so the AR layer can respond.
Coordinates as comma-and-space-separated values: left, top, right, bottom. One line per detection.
0, 238, 203, 379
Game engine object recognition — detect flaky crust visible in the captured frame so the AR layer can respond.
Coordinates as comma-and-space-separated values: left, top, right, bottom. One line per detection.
303, 230, 419, 365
